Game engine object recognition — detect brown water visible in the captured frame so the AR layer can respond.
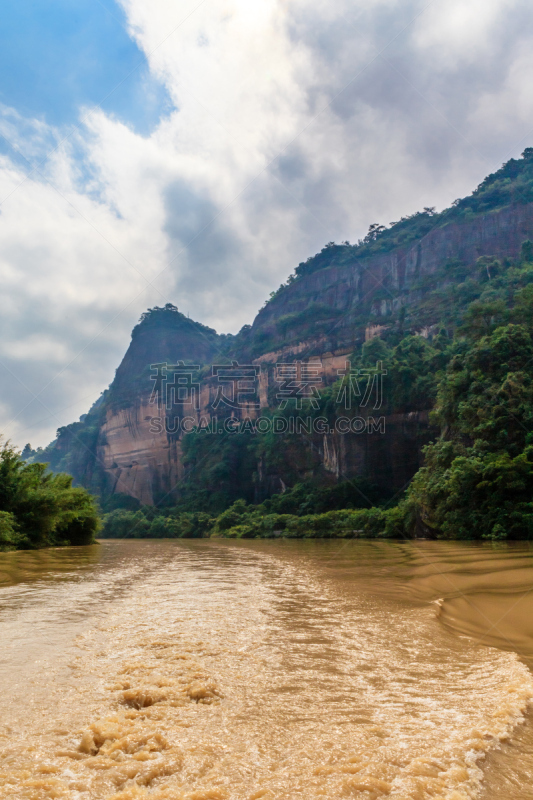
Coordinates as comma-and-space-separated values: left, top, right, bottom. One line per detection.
0, 539, 532, 800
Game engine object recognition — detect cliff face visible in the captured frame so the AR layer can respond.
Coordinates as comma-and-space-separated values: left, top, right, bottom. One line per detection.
90, 308, 221, 505
249, 203, 533, 347
98, 400, 183, 506
111, 306, 220, 399
44, 149, 533, 508
51, 197, 533, 508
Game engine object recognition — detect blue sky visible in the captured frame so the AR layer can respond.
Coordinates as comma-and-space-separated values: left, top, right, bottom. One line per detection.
0, 0, 170, 133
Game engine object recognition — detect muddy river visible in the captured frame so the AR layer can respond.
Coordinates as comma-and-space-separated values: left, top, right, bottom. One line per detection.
0, 539, 532, 799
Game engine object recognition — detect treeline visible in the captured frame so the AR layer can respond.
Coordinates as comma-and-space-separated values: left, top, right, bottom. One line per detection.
101, 478, 384, 540
0, 440, 100, 551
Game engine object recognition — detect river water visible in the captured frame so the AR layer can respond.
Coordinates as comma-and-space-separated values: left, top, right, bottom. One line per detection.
0, 539, 532, 800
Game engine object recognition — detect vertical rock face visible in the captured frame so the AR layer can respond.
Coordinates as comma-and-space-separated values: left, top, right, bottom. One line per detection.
93, 306, 222, 505
251, 203, 533, 340
46, 132, 533, 506
98, 401, 183, 507
80, 201, 533, 506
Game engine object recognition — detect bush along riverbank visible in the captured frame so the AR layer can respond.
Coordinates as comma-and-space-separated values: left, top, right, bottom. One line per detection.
0, 440, 100, 550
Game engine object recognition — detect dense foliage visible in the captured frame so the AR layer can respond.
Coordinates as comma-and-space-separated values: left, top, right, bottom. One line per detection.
100, 479, 382, 539
0, 440, 100, 550
407, 322, 533, 539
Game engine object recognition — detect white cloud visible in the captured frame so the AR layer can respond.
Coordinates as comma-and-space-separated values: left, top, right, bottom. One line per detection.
1, 0, 533, 447
412, 0, 515, 62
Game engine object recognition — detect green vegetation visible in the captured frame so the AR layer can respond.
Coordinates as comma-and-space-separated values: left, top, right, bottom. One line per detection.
99, 480, 387, 540
100, 241, 533, 541
0, 440, 100, 550
102, 508, 213, 539
406, 322, 533, 540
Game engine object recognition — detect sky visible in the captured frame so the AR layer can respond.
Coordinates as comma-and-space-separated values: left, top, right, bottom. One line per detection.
1, 0, 533, 448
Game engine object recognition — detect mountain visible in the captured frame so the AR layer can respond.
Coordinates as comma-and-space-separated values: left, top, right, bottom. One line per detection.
32, 148, 533, 513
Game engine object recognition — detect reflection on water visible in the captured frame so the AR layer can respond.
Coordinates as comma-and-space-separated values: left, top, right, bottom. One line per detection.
0, 539, 531, 799
0, 544, 102, 589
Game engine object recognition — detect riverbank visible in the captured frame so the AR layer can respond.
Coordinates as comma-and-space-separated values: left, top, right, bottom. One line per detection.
101, 503, 404, 541
100, 497, 529, 542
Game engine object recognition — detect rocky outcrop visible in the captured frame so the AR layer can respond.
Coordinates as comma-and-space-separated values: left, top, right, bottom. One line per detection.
49, 193, 533, 506
98, 399, 183, 506
251, 203, 533, 344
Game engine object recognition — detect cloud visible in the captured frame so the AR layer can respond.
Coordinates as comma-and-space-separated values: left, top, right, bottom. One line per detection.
1, 0, 533, 447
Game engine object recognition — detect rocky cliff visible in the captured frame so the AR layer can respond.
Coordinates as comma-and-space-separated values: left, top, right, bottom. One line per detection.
40, 149, 533, 509
241, 201, 533, 359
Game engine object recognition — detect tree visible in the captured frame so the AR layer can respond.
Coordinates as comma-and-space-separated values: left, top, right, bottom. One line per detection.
0, 439, 100, 550
520, 239, 533, 264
